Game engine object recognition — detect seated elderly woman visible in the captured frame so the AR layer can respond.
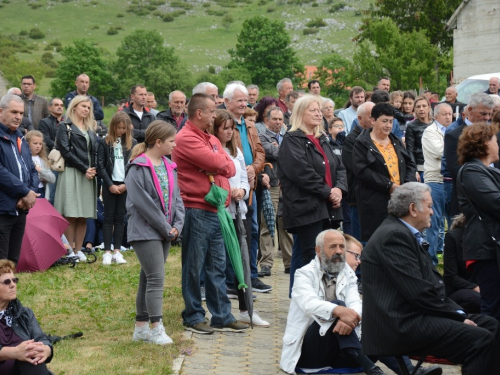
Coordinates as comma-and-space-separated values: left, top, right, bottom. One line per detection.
0, 260, 53, 375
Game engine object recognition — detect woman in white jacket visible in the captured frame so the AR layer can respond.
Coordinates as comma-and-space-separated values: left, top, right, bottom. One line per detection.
211, 109, 270, 327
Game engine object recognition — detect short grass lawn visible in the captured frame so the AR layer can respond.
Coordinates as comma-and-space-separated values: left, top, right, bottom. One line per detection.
16, 245, 191, 375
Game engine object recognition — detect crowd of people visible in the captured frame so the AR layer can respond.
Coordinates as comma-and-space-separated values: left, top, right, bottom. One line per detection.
1, 72, 500, 374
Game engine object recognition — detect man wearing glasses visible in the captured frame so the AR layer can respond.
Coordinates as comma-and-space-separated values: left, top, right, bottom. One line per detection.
20, 75, 49, 130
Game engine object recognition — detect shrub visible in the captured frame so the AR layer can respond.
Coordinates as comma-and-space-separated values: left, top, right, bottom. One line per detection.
91, 25, 100, 30
117, 13, 124, 17
303, 27, 319, 35
19, 30, 28, 36
267, 6, 275, 12
107, 27, 119, 35
207, 9, 225, 16
312, 2, 318, 6
202, 2, 210, 7
306, 18, 327, 28
329, 1, 346, 12
162, 14, 174, 22
29, 27, 45, 39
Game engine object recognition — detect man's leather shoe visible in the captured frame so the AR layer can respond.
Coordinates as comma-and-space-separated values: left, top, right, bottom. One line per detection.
414, 366, 442, 375
284, 267, 290, 274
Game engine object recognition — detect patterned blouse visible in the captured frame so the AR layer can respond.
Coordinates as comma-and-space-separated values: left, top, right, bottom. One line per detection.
154, 163, 169, 219
373, 140, 400, 185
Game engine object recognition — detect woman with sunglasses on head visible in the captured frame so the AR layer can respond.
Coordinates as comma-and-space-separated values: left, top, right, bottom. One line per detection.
0, 260, 53, 375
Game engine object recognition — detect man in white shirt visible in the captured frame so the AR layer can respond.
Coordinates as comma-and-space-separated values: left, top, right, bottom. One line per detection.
338, 87, 365, 134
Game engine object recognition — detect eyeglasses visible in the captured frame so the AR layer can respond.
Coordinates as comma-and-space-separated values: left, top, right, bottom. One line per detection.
346, 250, 361, 261
0, 278, 19, 286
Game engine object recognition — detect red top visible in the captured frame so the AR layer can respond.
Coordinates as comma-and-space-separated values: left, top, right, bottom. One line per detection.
307, 135, 332, 188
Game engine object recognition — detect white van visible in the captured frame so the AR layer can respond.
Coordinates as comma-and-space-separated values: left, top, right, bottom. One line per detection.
455, 72, 500, 103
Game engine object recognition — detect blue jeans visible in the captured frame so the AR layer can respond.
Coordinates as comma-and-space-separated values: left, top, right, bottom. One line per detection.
245, 191, 259, 279
427, 182, 446, 265
350, 206, 361, 241
181, 208, 235, 327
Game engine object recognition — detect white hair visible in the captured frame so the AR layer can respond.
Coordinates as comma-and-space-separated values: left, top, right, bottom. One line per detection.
223, 83, 248, 101
276, 78, 292, 92
357, 101, 374, 117
322, 98, 335, 108
6, 87, 21, 95
192, 82, 218, 95
168, 90, 186, 102
433, 103, 452, 117
0, 94, 24, 110
315, 229, 345, 249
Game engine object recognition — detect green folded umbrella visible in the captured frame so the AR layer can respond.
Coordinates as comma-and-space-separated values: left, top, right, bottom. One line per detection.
205, 175, 248, 290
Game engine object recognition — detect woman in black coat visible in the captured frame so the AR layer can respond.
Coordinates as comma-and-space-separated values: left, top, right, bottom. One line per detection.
443, 213, 481, 314
457, 122, 500, 322
278, 95, 347, 288
352, 103, 416, 242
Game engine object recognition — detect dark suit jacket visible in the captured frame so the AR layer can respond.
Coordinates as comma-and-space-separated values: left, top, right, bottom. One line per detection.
362, 215, 466, 356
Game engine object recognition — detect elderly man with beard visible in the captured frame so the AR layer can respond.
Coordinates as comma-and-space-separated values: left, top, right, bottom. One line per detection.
280, 229, 387, 375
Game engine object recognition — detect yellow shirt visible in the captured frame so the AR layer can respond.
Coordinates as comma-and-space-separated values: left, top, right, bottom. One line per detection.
373, 140, 400, 185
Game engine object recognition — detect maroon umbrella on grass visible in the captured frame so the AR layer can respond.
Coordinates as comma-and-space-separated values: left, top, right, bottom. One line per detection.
17, 199, 69, 272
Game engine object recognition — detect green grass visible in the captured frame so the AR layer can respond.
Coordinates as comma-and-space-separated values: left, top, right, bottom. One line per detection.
17, 246, 190, 375
0, 0, 370, 96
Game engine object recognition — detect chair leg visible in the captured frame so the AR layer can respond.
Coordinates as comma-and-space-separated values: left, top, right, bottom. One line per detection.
395, 356, 411, 375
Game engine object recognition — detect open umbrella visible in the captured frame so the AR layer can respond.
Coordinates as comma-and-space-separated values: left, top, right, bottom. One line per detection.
234, 204, 254, 327
204, 175, 247, 290
17, 198, 69, 273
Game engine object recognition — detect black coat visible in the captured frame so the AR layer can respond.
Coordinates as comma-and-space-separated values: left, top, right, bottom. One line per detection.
38, 115, 60, 150
352, 129, 416, 241
156, 108, 182, 129
0, 299, 53, 363
443, 124, 464, 216
56, 121, 97, 174
96, 138, 136, 188
457, 159, 500, 261
277, 130, 347, 231
122, 106, 156, 143
362, 215, 466, 356
443, 226, 478, 296
342, 125, 361, 206
18, 117, 34, 135
405, 119, 430, 168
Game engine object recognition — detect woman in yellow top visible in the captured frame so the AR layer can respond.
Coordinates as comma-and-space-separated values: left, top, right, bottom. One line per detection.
352, 103, 416, 242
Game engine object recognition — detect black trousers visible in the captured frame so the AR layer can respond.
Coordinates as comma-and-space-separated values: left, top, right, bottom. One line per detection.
102, 186, 127, 251
412, 313, 500, 375
13, 360, 50, 375
448, 288, 481, 315
472, 260, 500, 322
0, 212, 27, 263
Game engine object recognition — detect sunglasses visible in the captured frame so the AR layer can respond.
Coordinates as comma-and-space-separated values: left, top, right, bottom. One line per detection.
0, 278, 19, 286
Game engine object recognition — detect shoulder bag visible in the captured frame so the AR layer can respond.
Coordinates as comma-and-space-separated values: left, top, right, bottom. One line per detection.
48, 123, 71, 172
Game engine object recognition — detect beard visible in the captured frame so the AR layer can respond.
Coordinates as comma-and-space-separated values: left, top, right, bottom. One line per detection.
320, 249, 345, 275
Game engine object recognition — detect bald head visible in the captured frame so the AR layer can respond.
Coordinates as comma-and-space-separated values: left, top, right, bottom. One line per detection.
445, 87, 457, 103
6, 87, 22, 96
75, 74, 90, 95
357, 101, 375, 129
488, 77, 500, 94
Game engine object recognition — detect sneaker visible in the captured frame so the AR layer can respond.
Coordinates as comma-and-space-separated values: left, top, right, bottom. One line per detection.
132, 324, 150, 342
76, 250, 87, 262
149, 320, 173, 345
226, 287, 238, 299
112, 252, 127, 264
211, 320, 249, 332
366, 366, 386, 375
200, 287, 206, 301
260, 266, 271, 276
185, 322, 214, 335
102, 253, 112, 265
67, 251, 79, 263
251, 278, 272, 293
239, 311, 270, 327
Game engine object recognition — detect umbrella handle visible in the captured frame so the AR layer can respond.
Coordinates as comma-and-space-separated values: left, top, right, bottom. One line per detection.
264, 162, 273, 169
208, 175, 215, 183
248, 188, 254, 206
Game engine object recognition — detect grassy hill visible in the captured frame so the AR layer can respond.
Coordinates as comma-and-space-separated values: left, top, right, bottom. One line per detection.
0, 0, 370, 95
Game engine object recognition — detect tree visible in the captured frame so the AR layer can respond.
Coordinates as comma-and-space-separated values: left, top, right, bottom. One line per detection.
313, 54, 356, 105
114, 29, 192, 103
352, 19, 441, 92
50, 40, 113, 100
361, 0, 462, 51
228, 16, 303, 88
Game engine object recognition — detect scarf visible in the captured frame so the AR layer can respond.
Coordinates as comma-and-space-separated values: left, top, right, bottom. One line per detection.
0, 301, 14, 327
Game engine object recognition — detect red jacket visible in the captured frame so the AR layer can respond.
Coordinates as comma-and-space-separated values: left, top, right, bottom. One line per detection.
172, 120, 235, 212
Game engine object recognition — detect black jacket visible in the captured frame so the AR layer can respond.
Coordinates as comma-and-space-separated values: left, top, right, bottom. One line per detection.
156, 108, 184, 129
38, 115, 61, 150
0, 299, 53, 364
18, 117, 34, 135
405, 119, 430, 168
277, 130, 347, 230
96, 138, 136, 187
342, 125, 362, 206
443, 226, 478, 296
122, 106, 156, 143
56, 120, 97, 174
457, 159, 500, 261
259, 128, 280, 187
352, 129, 416, 241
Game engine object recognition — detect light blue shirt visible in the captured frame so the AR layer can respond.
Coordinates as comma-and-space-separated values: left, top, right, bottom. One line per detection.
398, 219, 423, 244
435, 120, 446, 136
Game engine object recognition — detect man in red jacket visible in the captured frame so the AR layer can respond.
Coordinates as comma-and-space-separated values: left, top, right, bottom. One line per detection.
172, 93, 249, 334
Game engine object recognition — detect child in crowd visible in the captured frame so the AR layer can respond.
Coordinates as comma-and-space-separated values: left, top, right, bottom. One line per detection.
26, 130, 55, 199
126, 120, 184, 345
327, 117, 345, 156
389, 90, 403, 110
96, 112, 136, 265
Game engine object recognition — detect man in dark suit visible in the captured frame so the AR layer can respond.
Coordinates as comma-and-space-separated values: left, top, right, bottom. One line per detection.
362, 182, 500, 374
443, 92, 494, 216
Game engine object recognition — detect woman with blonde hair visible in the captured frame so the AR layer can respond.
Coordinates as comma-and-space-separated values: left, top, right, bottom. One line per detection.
278, 95, 347, 289
126, 120, 185, 345
96, 111, 136, 265
54, 95, 98, 262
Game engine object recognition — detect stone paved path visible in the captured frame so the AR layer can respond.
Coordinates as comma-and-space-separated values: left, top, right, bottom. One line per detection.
180, 251, 461, 375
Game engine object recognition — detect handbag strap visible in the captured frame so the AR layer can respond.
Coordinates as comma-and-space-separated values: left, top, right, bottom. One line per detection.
458, 165, 497, 241
53, 123, 71, 150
